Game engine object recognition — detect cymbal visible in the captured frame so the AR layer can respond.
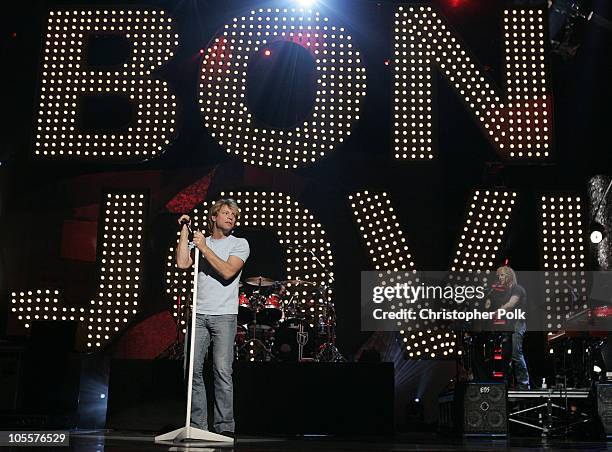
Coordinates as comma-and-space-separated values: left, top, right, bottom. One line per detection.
244, 276, 276, 287
280, 279, 318, 287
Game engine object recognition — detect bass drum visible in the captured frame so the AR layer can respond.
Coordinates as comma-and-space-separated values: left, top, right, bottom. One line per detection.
272, 318, 315, 362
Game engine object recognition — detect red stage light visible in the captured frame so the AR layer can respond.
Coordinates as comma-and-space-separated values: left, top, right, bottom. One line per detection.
383, 59, 390, 66
199, 48, 205, 55
264, 49, 272, 56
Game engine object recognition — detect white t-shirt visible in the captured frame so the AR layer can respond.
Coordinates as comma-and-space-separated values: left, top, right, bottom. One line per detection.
196, 235, 250, 315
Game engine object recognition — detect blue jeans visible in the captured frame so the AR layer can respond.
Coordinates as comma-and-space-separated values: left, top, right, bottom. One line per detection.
186, 313, 237, 433
504, 320, 530, 387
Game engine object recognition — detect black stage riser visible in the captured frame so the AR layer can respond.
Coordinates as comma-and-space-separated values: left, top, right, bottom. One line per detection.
106, 360, 395, 435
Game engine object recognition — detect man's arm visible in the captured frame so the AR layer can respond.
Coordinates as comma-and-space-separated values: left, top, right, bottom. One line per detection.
176, 215, 193, 269
193, 231, 245, 280
501, 295, 520, 311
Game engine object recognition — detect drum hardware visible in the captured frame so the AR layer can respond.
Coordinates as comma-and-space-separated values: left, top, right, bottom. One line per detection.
316, 304, 345, 364
234, 325, 248, 360
233, 264, 344, 362
280, 279, 318, 287
239, 338, 273, 362
237, 309, 274, 362
282, 294, 298, 318
316, 342, 347, 363
235, 276, 274, 361
238, 277, 275, 361
297, 323, 309, 362
305, 248, 346, 363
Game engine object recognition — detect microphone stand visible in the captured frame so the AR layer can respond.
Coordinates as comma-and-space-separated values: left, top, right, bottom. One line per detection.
156, 225, 232, 444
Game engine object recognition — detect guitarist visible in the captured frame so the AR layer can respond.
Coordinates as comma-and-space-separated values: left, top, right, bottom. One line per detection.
486, 266, 530, 389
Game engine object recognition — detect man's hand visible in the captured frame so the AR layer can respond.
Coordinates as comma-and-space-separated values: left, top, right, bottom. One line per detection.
178, 214, 191, 228
484, 299, 491, 310
193, 230, 207, 252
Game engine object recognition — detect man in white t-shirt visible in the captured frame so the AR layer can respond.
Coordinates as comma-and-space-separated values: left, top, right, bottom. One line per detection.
176, 198, 250, 437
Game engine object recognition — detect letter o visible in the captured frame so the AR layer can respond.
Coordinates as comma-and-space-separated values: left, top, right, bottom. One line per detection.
199, 8, 366, 169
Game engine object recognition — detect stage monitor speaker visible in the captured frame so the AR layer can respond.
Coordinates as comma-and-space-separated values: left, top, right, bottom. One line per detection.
460, 382, 507, 436
596, 383, 612, 436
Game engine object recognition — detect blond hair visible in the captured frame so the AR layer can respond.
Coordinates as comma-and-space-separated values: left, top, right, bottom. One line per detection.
496, 265, 517, 287
207, 198, 240, 233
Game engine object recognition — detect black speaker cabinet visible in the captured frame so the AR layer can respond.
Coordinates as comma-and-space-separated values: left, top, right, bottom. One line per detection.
22, 321, 80, 416
0, 348, 23, 410
106, 359, 186, 432
596, 383, 612, 436
459, 382, 507, 436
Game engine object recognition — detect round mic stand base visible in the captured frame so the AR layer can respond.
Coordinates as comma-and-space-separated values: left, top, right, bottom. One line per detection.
155, 426, 233, 443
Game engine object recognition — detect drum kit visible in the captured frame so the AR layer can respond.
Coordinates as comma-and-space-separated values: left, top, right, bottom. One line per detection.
235, 275, 345, 362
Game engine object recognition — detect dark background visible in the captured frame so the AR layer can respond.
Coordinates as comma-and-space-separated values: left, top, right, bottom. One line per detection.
1, 0, 611, 361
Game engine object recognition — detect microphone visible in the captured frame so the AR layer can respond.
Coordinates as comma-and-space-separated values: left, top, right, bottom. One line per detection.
180, 218, 193, 234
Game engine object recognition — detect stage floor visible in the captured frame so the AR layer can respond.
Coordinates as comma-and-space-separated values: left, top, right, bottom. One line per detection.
7, 430, 610, 451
